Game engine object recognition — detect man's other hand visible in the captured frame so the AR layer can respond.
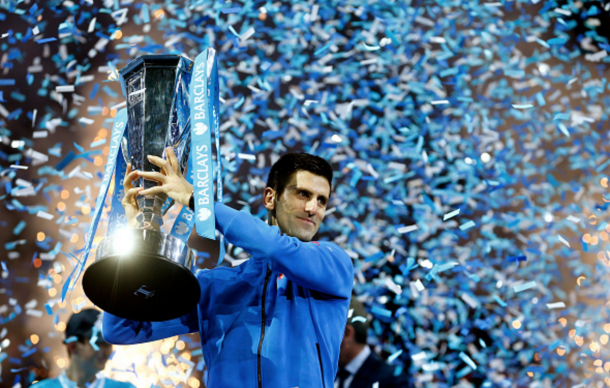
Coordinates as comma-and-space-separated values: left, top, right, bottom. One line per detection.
122, 163, 142, 228
137, 147, 193, 207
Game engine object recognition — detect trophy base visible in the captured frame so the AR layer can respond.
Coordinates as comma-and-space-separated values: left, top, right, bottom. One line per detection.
82, 229, 201, 322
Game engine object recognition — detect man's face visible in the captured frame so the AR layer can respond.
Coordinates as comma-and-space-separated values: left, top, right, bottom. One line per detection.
264, 170, 330, 242
71, 340, 113, 374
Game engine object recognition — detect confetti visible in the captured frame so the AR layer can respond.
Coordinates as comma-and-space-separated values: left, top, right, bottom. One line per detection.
511, 104, 534, 109
443, 208, 460, 221
513, 281, 537, 293
459, 220, 476, 231
546, 302, 566, 309
1, 1, 609, 386
558, 235, 570, 247
55, 85, 75, 93
397, 224, 418, 234
458, 352, 477, 370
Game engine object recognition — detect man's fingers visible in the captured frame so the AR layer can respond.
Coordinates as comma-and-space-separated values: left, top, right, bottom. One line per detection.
139, 186, 166, 196
123, 187, 141, 197
147, 155, 173, 175
137, 170, 166, 183
122, 187, 142, 205
127, 170, 140, 182
166, 147, 180, 174
123, 170, 140, 192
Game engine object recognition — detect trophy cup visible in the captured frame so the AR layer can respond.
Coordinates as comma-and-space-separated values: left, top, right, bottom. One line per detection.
82, 55, 201, 322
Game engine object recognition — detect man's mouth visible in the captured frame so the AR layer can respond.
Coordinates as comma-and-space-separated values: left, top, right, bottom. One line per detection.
297, 217, 314, 226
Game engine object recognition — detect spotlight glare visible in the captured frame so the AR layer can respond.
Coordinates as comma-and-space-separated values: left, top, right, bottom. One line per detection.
113, 227, 135, 256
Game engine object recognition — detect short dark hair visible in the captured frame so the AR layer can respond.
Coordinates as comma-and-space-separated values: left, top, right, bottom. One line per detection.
266, 153, 333, 198
64, 308, 107, 356
348, 298, 369, 345
65, 309, 101, 343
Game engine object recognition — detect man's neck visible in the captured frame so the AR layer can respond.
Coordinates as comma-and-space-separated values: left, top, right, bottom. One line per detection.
66, 362, 97, 387
267, 211, 278, 227
340, 343, 367, 368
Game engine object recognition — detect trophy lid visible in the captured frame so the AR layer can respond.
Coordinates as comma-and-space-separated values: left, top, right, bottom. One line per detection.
119, 55, 192, 76
118, 55, 193, 98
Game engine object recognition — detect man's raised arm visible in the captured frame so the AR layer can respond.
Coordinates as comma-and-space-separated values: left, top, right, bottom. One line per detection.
214, 202, 353, 299
102, 307, 199, 345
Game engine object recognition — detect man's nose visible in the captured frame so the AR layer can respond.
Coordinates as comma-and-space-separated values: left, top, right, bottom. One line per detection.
305, 198, 317, 214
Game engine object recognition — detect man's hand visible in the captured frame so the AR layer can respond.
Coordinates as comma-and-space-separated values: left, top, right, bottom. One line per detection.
138, 147, 193, 207
122, 163, 142, 228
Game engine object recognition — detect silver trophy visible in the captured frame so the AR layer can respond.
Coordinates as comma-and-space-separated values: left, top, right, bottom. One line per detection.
82, 55, 201, 322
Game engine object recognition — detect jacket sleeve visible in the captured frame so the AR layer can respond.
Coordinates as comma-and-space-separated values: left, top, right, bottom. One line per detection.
214, 202, 354, 299
102, 308, 199, 345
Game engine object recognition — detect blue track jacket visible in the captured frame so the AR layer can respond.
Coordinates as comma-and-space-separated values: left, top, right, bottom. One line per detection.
102, 202, 354, 388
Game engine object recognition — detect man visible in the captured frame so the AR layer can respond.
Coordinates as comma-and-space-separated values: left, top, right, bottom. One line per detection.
103, 151, 354, 388
35, 309, 135, 388
336, 299, 410, 388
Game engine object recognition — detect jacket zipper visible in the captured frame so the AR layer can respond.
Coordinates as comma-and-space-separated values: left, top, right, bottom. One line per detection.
257, 265, 272, 388
316, 343, 326, 388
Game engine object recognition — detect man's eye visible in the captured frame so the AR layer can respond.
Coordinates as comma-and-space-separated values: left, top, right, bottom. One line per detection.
299, 191, 308, 198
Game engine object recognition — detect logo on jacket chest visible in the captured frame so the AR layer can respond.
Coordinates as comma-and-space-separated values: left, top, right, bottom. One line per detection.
277, 273, 287, 291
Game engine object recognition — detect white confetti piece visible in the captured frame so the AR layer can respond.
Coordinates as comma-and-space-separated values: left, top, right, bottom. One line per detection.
78, 117, 95, 125
546, 302, 566, 309
513, 281, 536, 293
360, 58, 378, 66
25, 299, 37, 309
412, 279, 424, 292
238, 153, 256, 161
553, 7, 572, 16
459, 220, 476, 231
558, 234, 570, 247
429, 36, 446, 43
110, 101, 127, 110
443, 208, 460, 221
386, 278, 403, 295
32, 131, 48, 138
39, 253, 56, 261
585, 50, 608, 62
240, 27, 256, 42
387, 349, 402, 363
36, 211, 55, 220
55, 85, 75, 93
461, 292, 479, 309
88, 17, 96, 32
15, 179, 32, 188
459, 351, 477, 370
26, 309, 43, 317
397, 224, 418, 234
412, 351, 427, 361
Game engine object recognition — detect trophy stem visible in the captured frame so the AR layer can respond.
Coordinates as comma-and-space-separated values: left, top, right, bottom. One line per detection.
136, 195, 165, 230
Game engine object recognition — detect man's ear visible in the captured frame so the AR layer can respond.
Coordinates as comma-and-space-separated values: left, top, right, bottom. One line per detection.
263, 187, 276, 211
344, 324, 355, 341
66, 342, 77, 357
